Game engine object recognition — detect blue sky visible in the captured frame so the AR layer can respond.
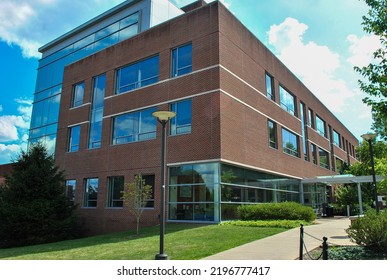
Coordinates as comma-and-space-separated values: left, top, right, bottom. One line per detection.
0, 0, 380, 164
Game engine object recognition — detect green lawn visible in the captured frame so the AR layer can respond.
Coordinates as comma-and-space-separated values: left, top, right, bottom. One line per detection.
0, 223, 287, 260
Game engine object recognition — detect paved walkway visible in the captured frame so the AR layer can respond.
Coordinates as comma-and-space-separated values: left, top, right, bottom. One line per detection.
203, 217, 355, 260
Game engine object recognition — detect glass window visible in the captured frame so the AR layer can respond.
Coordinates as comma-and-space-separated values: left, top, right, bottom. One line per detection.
141, 174, 155, 208
300, 102, 309, 161
171, 43, 192, 77
308, 108, 314, 128
282, 128, 299, 157
84, 178, 98, 207
65, 179, 76, 203
170, 99, 192, 135
89, 74, 106, 149
72, 82, 84, 107
268, 119, 277, 149
336, 158, 343, 174
68, 125, 80, 152
333, 130, 341, 147
107, 176, 124, 208
316, 115, 326, 137
318, 148, 330, 169
279, 86, 296, 116
265, 73, 275, 101
116, 55, 159, 94
311, 143, 317, 164
112, 107, 157, 144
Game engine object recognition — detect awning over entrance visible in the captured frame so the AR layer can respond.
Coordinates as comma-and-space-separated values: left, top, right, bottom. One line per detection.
301, 174, 384, 185
301, 174, 385, 215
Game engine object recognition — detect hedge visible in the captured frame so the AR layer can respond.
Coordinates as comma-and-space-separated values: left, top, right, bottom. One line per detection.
237, 202, 316, 222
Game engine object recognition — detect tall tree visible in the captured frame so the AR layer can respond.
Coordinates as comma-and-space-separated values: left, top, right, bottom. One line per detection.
355, 0, 387, 139
0, 143, 80, 248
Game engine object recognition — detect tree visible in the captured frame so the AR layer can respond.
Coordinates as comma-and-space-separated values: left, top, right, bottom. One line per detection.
0, 143, 80, 248
354, 0, 387, 139
121, 175, 153, 234
335, 140, 387, 214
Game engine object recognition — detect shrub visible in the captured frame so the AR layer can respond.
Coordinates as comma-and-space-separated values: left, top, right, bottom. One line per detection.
221, 220, 311, 229
237, 202, 316, 222
346, 209, 387, 252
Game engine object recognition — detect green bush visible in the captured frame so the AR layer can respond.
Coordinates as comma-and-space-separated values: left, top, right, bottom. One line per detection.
237, 202, 316, 222
221, 219, 311, 229
346, 209, 387, 252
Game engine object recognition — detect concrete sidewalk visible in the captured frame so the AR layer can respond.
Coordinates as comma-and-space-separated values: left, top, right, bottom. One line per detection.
203, 217, 355, 260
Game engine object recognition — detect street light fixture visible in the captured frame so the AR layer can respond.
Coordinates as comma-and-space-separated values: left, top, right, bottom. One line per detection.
152, 110, 176, 260
361, 133, 379, 213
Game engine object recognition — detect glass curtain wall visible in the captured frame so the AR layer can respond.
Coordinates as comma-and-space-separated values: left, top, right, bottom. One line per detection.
29, 12, 140, 154
167, 162, 320, 222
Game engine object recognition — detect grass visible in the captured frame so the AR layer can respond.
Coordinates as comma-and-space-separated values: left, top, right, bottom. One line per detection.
0, 223, 288, 260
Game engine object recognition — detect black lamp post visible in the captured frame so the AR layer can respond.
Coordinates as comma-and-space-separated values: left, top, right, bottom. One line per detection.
152, 110, 176, 260
361, 133, 379, 213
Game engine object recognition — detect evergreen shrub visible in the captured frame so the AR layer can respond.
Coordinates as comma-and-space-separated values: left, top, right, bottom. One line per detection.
237, 202, 316, 222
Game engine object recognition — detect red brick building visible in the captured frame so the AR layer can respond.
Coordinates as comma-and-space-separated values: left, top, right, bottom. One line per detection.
53, 1, 358, 234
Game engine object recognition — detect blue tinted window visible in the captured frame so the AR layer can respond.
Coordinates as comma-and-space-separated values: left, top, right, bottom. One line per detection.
265, 73, 275, 101
172, 43, 192, 77
316, 115, 326, 137
112, 107, 157, 144
72, 82, 84, 107
68, 125, 80, 152
170, 99, 192, 135
89, 74, 106, 149
116, 55, 159, 94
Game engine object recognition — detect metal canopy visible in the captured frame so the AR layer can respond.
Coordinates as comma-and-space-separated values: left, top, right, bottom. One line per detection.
301, 174, 385, 185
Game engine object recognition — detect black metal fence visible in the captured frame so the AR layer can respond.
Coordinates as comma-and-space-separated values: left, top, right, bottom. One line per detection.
299, 224, 329, 260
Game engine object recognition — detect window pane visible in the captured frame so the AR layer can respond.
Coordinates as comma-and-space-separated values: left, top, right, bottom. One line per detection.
170, 99, 192, 135
279, 86, 296, 116
72, 82, 84, 107
316, 115, 326, 137
266, 73, 274, 100
282, 128, 299, 157
108, 176, 124, 208
172, 43, 192, 77
84, 178, 98, 207
68, 125, 80, 152
113, 108, 156, 144
268, 120, 277, 148
319, 148, 329, 169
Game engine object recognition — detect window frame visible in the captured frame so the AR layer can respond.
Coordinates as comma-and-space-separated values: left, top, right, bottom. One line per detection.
281, 128, 299, 157
72, 81, 85, 108
84, 178, 99, 208
170, 99, 192, 136
279, 85, 297, 116
107, 176, 124, 208
265, 72, 275, 101
67, 125, 81, 152
115, 55, 159, 95
171, 43, 192, 77
267, 119, 277, 149
315, 115, 327, 137
318, 147, 330, 169
112, 107, 157, 145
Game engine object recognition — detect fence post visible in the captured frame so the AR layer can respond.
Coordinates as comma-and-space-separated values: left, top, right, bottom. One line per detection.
322, 237, 328, 260
299, 224, 304, 260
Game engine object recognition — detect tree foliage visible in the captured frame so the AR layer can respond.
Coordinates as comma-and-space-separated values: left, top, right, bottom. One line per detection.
0, 143, 81, 248
355, 0, 387, 139
121, 175, 153, 234
335, 139, 387, 214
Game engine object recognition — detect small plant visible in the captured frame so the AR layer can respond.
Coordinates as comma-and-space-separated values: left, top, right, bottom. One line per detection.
237, 202, 316, 222
346, 209, 387, 252
121, 175, 153, 234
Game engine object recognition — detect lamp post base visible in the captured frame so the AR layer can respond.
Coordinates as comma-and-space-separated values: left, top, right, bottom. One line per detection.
155, 253, 169, 260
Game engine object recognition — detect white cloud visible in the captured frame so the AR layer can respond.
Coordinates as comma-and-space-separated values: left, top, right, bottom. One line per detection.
0, 99, 32, 142
347, 34, 382, 67
0, 0, 125, 58
267, 17, 355, 113
0, 144, 22, 164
